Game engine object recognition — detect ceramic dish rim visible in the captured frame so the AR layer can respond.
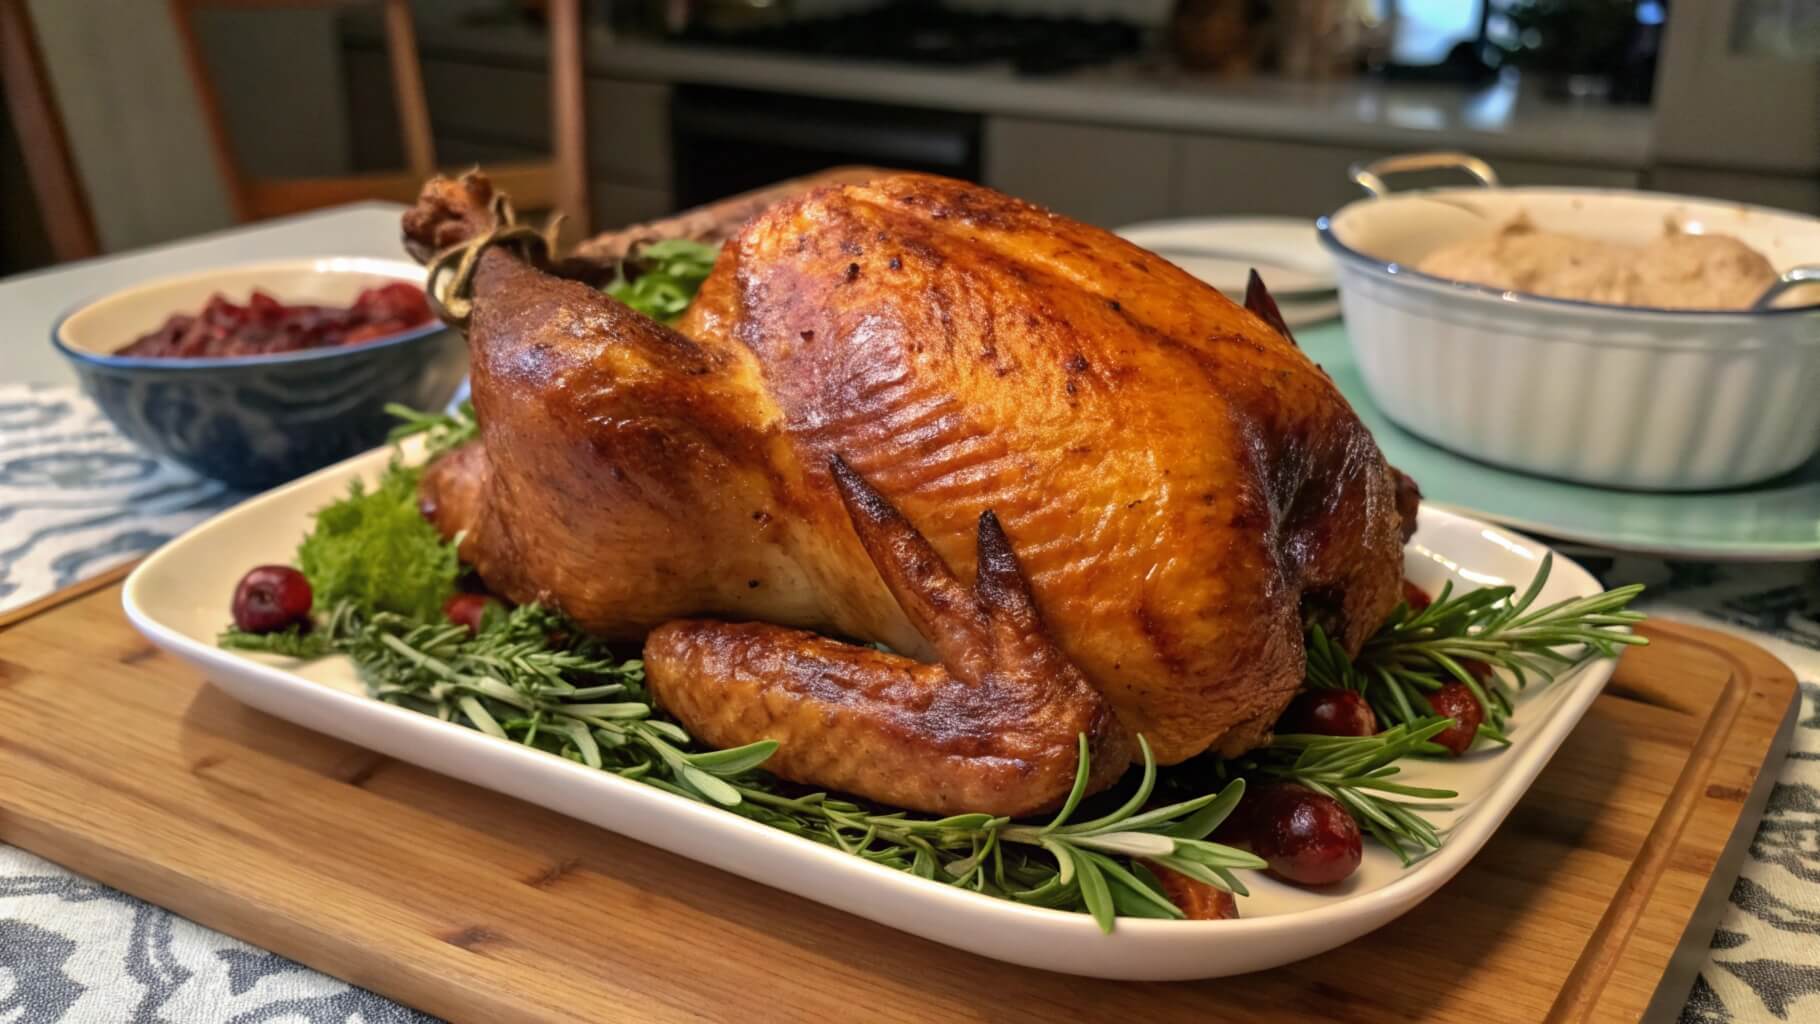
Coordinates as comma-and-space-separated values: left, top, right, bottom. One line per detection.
51, 257, 447, 372
1317, 185, 1820, 321
118, 439, 1620, 969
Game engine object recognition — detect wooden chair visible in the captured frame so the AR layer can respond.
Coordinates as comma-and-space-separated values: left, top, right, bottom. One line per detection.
0, 0, 103, 262
168, 0, 589, 234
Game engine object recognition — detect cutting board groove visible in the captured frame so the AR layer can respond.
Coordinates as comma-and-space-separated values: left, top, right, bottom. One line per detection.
0, 568, 1798, 1023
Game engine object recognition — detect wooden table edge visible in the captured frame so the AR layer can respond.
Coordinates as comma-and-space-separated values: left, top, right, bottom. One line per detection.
0, 558, 140, 631
1, 577, 1803, 1020
1628, 625, 1801, 1023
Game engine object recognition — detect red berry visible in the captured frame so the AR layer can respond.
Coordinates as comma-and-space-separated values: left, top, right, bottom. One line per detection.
1428, 682, 1484, 757
1402, 580, 1433, 611
443, 592, 495, 635
1247, 783, 1362, 886
231, 565, 312, 633
1279, 689, 1378, 737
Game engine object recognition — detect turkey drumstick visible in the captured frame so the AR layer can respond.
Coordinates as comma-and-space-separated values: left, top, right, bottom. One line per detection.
647, 457, 1131, 817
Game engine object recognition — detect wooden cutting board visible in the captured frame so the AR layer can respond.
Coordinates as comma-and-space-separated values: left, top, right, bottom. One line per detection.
0, 565, 1798, 1023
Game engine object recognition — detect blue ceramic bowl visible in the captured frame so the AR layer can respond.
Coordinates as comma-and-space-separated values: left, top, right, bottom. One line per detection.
53, 258, 467, 491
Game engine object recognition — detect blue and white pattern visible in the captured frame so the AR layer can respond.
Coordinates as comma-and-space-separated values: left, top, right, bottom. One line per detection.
0, 383, 238, 614
1, 385, 1816, 1022
0, 846, 433, 1023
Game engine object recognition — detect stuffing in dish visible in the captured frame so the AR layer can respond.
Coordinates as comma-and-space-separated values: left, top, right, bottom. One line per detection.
1416, 216, 1778, 309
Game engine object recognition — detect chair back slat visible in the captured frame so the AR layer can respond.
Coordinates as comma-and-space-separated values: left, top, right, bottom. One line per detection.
169, 0, 588, 231
0, 0, 103, 261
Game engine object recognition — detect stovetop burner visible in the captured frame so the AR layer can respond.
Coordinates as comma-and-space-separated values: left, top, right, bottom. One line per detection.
675, 1, 1145, 76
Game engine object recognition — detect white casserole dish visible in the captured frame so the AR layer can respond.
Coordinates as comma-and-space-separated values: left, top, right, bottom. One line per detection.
1318, 153, 1820, 492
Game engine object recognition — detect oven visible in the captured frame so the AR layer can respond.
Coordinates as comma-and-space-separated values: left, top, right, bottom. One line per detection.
670, 84, 982, 208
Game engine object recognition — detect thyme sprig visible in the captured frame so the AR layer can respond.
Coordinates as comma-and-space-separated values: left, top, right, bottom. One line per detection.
1308, 555, 1645, 739
223, 603, 1262, 931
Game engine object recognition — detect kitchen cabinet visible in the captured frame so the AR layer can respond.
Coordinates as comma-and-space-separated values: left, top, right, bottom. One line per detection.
1648, 167, 1820, 217
592, 181, 676, 228
984, 118, 1177, 227
983, 116, 1645, 228
1176, 137, 1640, 219
344, 50, 674, 229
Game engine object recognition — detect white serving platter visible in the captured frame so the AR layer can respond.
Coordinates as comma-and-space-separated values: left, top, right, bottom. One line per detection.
123, 439, 1618, 981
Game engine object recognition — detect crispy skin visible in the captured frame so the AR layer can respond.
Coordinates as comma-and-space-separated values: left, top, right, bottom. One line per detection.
1143, 861, 1240, 920
404, 171, 1405, 779
647, 464, 1130, 817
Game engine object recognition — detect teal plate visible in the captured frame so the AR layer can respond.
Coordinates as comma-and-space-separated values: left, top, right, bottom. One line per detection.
1299, 322, 1820, 561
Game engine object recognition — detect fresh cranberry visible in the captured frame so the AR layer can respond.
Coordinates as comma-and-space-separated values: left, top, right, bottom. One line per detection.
231, 565, 313, 633
1428, 682, 1485, 756
1247, 783, 1362, 886
1402, 580, 1433, 612
443, 592, 495, 635
1279, 689, 1378, 737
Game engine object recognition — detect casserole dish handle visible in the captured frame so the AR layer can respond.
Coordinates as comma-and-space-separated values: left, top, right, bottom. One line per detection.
1753, 264, 1820, 311
1349, 152, 1499, 198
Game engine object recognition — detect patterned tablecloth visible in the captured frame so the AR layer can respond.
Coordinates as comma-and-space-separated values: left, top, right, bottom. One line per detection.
2, 380, 1817, 1023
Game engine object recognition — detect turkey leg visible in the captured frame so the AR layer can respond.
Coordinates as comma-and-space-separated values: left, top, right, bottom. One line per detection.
645, 457, 1132, 817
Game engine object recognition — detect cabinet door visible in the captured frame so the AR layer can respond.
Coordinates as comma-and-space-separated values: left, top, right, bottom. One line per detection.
1652, 0, 1819, 176
587, 80, 672, 191
422, 64, 673, 191
984, 117, 1177, 227
345, 50, 671, 199
1649, 167, 1820, 216
1175, 137, 1641, 219
593, 181, 676, 229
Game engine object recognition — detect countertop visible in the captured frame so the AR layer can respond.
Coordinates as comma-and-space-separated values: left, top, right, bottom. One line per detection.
343, 18, 1655, 170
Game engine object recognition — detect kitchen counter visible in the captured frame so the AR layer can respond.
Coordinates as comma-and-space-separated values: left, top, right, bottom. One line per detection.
346, 18, 1655, 171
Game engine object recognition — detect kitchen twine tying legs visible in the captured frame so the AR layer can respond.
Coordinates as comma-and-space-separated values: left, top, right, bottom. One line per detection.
424, 191, 563, 327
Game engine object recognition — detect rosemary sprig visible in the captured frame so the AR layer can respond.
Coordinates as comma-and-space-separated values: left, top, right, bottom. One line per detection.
1249, 721, 1459, 864
217, 404, 1645, 927
223, 602, 1262, 931
385, 399, 478, 459
1308, 555, 1646, 739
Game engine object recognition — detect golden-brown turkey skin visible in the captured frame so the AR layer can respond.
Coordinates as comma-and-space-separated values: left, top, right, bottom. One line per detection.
1143, 860, 1240, 920
649, 622, 1124, 816
680, 174, 1405, 759
647, 462, 1131, 816
405, 171, 1405, 769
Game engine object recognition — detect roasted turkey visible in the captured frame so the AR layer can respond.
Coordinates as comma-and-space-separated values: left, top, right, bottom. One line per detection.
401, 171, 1411, 818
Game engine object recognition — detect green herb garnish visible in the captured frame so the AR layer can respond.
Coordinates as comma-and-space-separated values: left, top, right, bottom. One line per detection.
604, 239, 718, 323
294, 459, 460, 622
386, 399, 478, 459
1249, 720, 1461, 864
224, 600, 1263, 930
1308, 555, 1646, 741
218, 405, 1646, 930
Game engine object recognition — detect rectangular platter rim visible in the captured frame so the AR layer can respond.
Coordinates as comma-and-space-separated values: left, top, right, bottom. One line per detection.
117, 441, 1620, 981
